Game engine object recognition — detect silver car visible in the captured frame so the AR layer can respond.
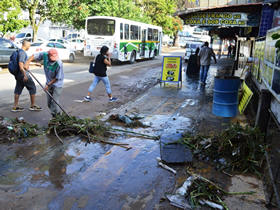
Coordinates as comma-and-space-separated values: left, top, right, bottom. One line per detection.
0, 38, 19, 65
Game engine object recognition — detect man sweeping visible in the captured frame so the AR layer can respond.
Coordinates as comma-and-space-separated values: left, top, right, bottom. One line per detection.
27, 49, 64, 117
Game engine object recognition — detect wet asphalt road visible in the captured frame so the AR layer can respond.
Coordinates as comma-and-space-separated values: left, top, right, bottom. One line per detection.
0, 52, 267, 209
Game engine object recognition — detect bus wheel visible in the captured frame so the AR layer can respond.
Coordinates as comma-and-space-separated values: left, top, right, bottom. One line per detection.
129, 51, 136, 64
151, 50, 157, 59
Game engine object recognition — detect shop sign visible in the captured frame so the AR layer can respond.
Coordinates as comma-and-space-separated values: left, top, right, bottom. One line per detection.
238, 82, 253, 114
161, 56, 182, 83
185, 12, 248, 27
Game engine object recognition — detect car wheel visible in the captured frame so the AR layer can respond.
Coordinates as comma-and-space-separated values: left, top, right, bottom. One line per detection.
69, 54, 75, 63
129, 51, 136, 64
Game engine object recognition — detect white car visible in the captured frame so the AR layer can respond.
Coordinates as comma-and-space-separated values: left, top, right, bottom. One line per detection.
49, 38, 71, 48
69, 39, 84, 52
27, 42, 75, 62
15, 32, 32, 46
184, 41, 203, 62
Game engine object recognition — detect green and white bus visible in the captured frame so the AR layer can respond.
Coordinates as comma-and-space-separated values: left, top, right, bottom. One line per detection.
84, 16, 162, 63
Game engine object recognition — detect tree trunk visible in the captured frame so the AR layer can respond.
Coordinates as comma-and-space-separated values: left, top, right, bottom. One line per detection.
173, 31, 179, 47
33, 25, 38, 42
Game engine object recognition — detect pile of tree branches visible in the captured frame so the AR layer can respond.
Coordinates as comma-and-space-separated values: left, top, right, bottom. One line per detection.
0, 116, 41, 142
48, 113, 158, 149
178, 123, 266, 176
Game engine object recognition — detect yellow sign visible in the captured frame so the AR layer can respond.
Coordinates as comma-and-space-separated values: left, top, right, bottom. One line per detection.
161, 56, 181, 82
238, 82, 253, 114
185, 12, 248, 27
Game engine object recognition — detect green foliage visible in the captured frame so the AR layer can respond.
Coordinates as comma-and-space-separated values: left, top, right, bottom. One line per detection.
0, 116, 42, 142
178, 123, 266, 176
140, 0, 178, 35
272, 33, 280, 49
88, 0, 151, 24
0, 0, 28, 36
271, 33, 280, 40
20, 0, 90, 40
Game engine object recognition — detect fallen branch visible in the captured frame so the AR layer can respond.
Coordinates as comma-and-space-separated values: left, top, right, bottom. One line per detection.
110, 128, 159, 140
54, 126, 63, 144
81, 134, 132, 150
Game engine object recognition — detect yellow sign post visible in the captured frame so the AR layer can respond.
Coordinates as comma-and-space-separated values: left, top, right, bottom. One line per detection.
238, 82, 253, 114
161, 56, 182, 87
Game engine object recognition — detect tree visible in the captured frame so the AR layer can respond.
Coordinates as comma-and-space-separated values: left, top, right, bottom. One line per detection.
172, 17, 183, 47
140, 0, 177, 35
89, 0, 151, 24
0, 0, 28, 37
20, 0, 89, 41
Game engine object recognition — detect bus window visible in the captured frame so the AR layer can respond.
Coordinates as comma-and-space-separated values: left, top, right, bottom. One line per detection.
125, 24, 129, 40
153, 29, 158, 41
120, 23, 123, 39
148, 28, 153, 41
87, 19, 115, 36
130, 25, 139, 40
139, 27, 141, 40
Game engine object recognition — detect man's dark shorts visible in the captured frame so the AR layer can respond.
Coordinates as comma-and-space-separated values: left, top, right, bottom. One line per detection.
14, 74, 36, 95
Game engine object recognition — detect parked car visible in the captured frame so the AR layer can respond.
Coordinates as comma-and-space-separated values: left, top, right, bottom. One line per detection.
49, 38, 70, 46
27, 42, 75, 62
184, 41, 204, 62
69, 39, 84, 52
14, 32, 33, 46
66, 33, 81, 40
36, 38, 47, 43
0, 38, 19, 65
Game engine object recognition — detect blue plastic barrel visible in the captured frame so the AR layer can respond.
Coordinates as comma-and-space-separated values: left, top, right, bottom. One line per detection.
212, 76, 240, 117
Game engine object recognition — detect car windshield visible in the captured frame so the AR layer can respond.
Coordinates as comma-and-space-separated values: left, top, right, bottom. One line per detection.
31, 43, 43, 46
87, 19, 115, 36
16, 33, 25, 38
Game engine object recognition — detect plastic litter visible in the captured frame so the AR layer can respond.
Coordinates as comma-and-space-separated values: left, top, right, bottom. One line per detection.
156, 157, 177, 175
199, 200, 223, 210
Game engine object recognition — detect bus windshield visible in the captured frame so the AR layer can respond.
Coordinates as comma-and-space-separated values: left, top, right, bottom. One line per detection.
87, 19, 115, 36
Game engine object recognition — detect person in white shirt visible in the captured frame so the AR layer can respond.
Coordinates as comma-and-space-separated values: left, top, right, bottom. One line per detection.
198, 42, 217, 85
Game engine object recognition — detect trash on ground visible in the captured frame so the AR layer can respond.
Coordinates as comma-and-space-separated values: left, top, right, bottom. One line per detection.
0, 116, 41, 142
156, 157, 177, 175
166, 171, 255, 209
48, 113, 158, 148
109, 114, 149, 128
177, 123, 266, 176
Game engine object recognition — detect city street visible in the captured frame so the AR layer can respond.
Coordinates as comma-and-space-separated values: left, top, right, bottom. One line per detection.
0, 49, 267, 210
0, 49, 184, 125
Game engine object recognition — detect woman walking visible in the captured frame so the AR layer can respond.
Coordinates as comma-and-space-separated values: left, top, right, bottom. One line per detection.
186, 47, 200, 77
84, 46, 117, 102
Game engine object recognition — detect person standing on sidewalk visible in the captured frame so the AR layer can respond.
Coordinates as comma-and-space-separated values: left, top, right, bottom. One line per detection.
11, 40, 42, 112
84, 46, 117, 102
27, 49, 64, 117
198, 42, 217, 85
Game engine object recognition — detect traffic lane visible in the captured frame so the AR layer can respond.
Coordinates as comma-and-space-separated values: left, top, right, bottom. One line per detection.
0, 62, 162, 126
0, 58, 162, 106
0, 49, 185, 107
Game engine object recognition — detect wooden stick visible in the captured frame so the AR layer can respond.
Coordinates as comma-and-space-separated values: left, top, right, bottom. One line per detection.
54, 126, 64, 144
110, 128, 159, 140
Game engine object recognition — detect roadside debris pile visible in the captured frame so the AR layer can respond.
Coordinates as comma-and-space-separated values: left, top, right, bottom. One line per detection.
166, 172, 254, 209
48, 113, 158, 148
178, 123, 266, 176
0, 116, 41, 142
109, 113, 150, 128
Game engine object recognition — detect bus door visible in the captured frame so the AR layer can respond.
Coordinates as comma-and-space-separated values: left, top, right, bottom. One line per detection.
141, 29, 146, 57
